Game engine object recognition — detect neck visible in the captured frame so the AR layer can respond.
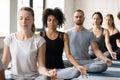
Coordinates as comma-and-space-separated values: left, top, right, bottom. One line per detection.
106, 26, 114, 34
17, 31, 33, 41
106, 25, 113, 30
93, 25, 101, 30
46, 28, 58, 35
75, 25, 84, 32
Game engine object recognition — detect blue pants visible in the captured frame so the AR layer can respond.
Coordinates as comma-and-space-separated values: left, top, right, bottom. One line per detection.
64, 60, 107, 73
49, 67, 80, 79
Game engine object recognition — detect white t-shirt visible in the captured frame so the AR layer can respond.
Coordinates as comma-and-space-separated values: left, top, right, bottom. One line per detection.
4, 33, 45, 78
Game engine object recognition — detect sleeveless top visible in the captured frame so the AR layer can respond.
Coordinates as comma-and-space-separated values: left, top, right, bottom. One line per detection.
41, 31, 64, 69
89, 28, 106, 54
94, 28, 106, 52
110, 32, 120, 51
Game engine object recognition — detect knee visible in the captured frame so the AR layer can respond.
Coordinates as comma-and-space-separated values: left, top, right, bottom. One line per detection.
56, 67, 80, 79
70, 69, 80, 78
98, 63, 108, 72
65, 68, 80, 79
87, 62, 108, 73
63, 60, 73, 67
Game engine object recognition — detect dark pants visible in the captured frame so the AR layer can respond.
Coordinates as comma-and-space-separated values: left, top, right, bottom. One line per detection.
90, 48, 120, 60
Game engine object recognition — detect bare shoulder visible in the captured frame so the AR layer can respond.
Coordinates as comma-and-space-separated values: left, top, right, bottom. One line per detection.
113, 28, 119, 34
63, 33, 69, 41
104, 28, 109, 32
103, 28, 109, 35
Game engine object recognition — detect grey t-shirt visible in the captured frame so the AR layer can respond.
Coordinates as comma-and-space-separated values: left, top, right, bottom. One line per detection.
66, 28, 95, 60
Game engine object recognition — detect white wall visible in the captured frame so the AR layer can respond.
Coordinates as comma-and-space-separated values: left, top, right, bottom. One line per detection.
0, 0, 10, 36
75, 0, 120, 29
0, 38, 4, 49
64, 0, 75, 30
1, 0, 120, 48
10, 0, 17, 33
0, 0, 17, 49
45, 0, 120, 30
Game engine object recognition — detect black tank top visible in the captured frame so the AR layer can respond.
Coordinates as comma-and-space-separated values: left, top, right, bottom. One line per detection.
110, 32, 120, 51
43, 31, 64, 69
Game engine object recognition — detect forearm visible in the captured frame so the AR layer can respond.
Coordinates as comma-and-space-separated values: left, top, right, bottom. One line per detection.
67, 54, 80, 68
94, 49, 107, 60
38, 67, 50, 76
106, 44, 113, 53
2, 58, 10, 69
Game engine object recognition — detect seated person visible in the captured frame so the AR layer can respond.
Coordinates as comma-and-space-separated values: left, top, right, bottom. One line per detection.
104, 14, 120, 60
2, 7, 56, 80
89, 12, 116, 60
40, 7, 88, 79
64, 9, 112, 73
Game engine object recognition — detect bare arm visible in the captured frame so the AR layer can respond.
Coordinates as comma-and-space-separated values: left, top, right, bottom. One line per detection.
91, 41, 112, 66
2, 44, 11, 69
116, 39, 120, 48
37, 42, 56, 78
38, 42, 49, 75
104, 29, 116, 59
91, 41, 106, 60
64, 33, 79, 67
104, 29, 113, 53
64, 33, 88, 77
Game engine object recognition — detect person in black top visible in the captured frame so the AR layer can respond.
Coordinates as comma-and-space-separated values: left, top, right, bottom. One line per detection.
105, 14, 120, 60
40, 7, 88, 79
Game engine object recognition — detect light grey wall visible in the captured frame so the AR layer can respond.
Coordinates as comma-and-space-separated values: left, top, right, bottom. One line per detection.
0, 0, 17, 48
10, 0, 17, 33
1, 0, 120, 48
66, 0, 120, 30
64, 0, 75, 30
0, 38, 4, 49
8, 0, 120, 31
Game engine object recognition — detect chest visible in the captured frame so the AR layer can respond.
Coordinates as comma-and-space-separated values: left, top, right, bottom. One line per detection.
10, 40, 38, 58
93, 30, 103, 38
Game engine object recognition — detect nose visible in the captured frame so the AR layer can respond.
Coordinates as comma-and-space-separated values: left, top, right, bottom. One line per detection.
22, 19, 26, 23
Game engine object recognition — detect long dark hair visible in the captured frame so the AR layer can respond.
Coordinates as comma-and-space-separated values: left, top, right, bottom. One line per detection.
92, 11, 103, 25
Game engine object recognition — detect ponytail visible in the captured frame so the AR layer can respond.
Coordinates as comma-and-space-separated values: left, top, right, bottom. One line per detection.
31, 23, 36, 33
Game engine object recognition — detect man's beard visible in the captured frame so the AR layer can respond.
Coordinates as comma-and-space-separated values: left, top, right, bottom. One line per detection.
76, 22, 83, 25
